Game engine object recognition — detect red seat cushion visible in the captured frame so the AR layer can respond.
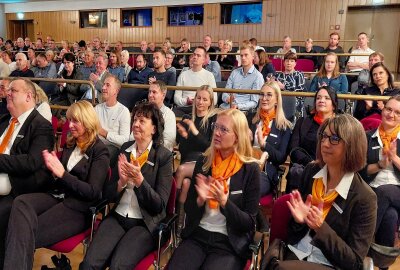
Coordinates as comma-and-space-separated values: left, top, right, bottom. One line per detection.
48, 228, 91, 253
259, 194, 274, 207
133, 251, 156, 270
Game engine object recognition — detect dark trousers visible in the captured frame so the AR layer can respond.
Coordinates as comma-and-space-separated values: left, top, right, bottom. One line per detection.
0, 195, 14, 270
3, 193, 86, 270
373, 185, 400, 247
168, 227, 246, 270
80, 212, 154, 270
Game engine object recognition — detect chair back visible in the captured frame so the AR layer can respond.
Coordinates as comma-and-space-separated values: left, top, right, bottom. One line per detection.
296, 59, 314, 72
51, 116, 58, 135
167, 177, 177, 215
60, 120, 70, 150
270, 194, 292, 243
282, 95, 297, 122
117, 87, 148, 112
271, 58, 283, 72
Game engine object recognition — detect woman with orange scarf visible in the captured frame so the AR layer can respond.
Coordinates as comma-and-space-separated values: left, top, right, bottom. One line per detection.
168, 109, 260, 270
249, 81, 292, 196
286, 86, 338, 192
361, 95, 400, 270
263, 114, 377, 270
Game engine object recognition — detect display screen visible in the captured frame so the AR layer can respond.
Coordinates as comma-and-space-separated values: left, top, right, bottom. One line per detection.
168, 5, 204, 26
221, 2, 262, 24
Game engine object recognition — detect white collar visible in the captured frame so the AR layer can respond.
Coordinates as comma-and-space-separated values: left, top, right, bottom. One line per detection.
371, 128, 400, 148
313, 165, 354, 200
125, 140, 153, 157
15, 107, 34, 126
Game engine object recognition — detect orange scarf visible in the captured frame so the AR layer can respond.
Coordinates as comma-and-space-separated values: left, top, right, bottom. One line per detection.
379, 124, 400, 155
313, 112, 325, 125
260, 109, 276, 137
209, 151, 243, 209
311, 177, 339, 220
130, 149, 149, 168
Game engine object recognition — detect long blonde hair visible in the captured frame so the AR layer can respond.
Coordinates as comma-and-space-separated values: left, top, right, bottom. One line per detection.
203, 109, 258, 171
317, 52, 340, 79
191, 85, 216, 130
252, 81, 292, 130
66, 100, 100, 153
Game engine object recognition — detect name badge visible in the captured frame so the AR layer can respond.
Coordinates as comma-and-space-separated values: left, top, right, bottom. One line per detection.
372, 146, 380, 150
84, 154, 89, 159
146, 160, 154, 166
16, 135, 24, 138
231, 190, 243, 195
270, 133, 278, 138
332, 202, 343, 214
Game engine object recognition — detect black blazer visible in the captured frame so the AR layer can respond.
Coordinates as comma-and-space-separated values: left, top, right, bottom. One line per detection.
288, 163, 377, 270
56, 138, 110, 213
0, 109, 54, 196
249, 119, 291, 186
183, 157, 260, 259
359, 129, 400, 184
105, 141, 173, 236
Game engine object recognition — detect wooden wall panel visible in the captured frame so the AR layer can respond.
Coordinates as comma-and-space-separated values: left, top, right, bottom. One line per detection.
5, 0, 400, 48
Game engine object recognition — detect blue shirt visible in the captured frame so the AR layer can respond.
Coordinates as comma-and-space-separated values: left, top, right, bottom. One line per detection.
221, 65, 264, 111
108, 66, 126, 83
309, 74, 349, 93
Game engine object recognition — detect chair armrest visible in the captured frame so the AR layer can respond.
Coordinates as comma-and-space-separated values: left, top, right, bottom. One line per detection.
159, 213, 178, 232
89, 198, 109, 216
249, 231, 265, 254
362, 257, 374, 270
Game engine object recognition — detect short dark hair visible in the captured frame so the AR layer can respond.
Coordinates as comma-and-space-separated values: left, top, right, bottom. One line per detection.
36, 52, 47, 60
154, 49, 166, 58
284, 51, 297, 61
131, 102, 164, 146
136, 54, 146, 63
358, 32, 368, 37
195, 46, 207, 56
78, 40, 86, 48
63, 52, 76, 63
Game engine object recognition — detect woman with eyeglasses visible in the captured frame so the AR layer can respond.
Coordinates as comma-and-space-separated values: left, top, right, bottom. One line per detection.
175, 85, 217, 239
309, 52, 348, 93
354, 62, 400, 130
286, 86, 338, 192
80, 102, 173, 269
4, 101, 110, 270
248, 81, 292, 196
360, 95, 400, 269
168, 109, 260, 270
262, 114, 377, 270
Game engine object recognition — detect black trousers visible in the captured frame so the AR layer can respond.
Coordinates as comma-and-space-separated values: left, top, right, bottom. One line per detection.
168, 227, 246, 270
3, 193, 86, 270
0, 195, 14, 270
80, 212, 154, 270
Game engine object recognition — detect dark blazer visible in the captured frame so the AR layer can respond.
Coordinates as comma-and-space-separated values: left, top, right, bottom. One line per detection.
359, 129, 400, 184
288, 163, 377, 270
56, 138, 110, 213
249, 118, 291, 186
105, 141, 173, 236
183, 157, 260, 259
0, 109, 54, 196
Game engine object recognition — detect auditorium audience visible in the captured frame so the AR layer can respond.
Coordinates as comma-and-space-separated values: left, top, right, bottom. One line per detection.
168, 109, 260, 270
91, 37, 102, 53
286, 86, 338, 192
275, 36, 296, 59
3, 100, 109, 270
15, 37, 28, 53
32, 52, 57, 97
249, 81, 292, 196
299, 38, 317, 69
262, 113, 376, 270
0, 79, 11, 115
174, 38, 192, 69
354, 62, 400, 130
220, 45, 264, 111
1, 51, 16, 72
357, 52, 384, 90
33, 83, 52, 123
84, 54, 110, 101
107, 50, 125, 82
80, 102, 173, 270
127, 54, 153, 84
46, 39, 59, 53
216, 39, 236, 70
35, 38, 45, 51
27, 48, 36, 67
360, 95, 400, 269
254, 49, 276, 81
203, 35, 217, 61
162, 39, 175, 54
318, 32, 345, 70
0, 78, 54, 269
175, 85, 217, 239
204, 52, 222, 83
347, 32, 375, 73
10, 52, 34, 78
173, 46, 217, 116
275, 52, 305, 92
95, 75, 130, 167
120, 50, 132, 83
310, 52, 348, 93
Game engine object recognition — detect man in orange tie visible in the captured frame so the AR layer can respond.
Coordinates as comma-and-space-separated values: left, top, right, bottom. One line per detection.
0, 78, 54, 270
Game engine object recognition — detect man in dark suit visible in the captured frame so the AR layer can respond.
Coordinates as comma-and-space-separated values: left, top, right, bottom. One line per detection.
0, 78, 54, 269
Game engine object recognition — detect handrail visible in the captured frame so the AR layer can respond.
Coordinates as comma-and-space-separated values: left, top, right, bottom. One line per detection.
2, 77, 97, 105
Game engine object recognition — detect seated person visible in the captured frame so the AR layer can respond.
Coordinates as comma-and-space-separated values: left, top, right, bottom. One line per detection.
120, 50, 132, 83
83, 54, 110, 102
175, 86, 217, 238
274, 36, 296, 59
31, 52, 57, 97
10, 52, 34, 77
309, 52, 348, 93
360, 95, 400, 267
108, 50, 125, 83
263, 114, 377, 270
3, 101, 110, 270
274, 52, 305, 92
95, 75, 131, 168
353, 62, 400, 130
168, 108, 260, 270
216, 39, 236, 70
254, 49, 275, 81
80, 102, 173, 269
248, 81, 292, 196
357, 52, 384, 91
173, 38, 192, 69
299, 38, 317, 69
33, 84, 52, 123
127, 54, 153, 84
286, 87, 338, 192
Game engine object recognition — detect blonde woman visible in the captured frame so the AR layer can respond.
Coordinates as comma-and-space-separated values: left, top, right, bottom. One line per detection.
249, 81, 292, 195
34, 83, 52, 122
4, 100, 110, 269
217, 39, 236, 69
169, 109, 260, 270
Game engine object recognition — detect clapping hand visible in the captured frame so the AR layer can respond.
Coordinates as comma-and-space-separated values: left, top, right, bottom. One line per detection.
286, 190, 312, 224
42, 150, 65, 178
195, 174, 212, 207
209, 179, 229, 208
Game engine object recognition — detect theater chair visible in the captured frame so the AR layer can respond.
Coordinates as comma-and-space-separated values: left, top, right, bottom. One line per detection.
133, 177, 178, 270
271, 58, 283, 72
295, 59, 315, 72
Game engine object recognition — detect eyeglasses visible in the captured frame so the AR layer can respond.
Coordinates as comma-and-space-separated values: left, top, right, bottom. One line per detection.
383, 106, 400, 118
258, 93, 274, 99
211, 123, 231, 135
319, 131, 341, 145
